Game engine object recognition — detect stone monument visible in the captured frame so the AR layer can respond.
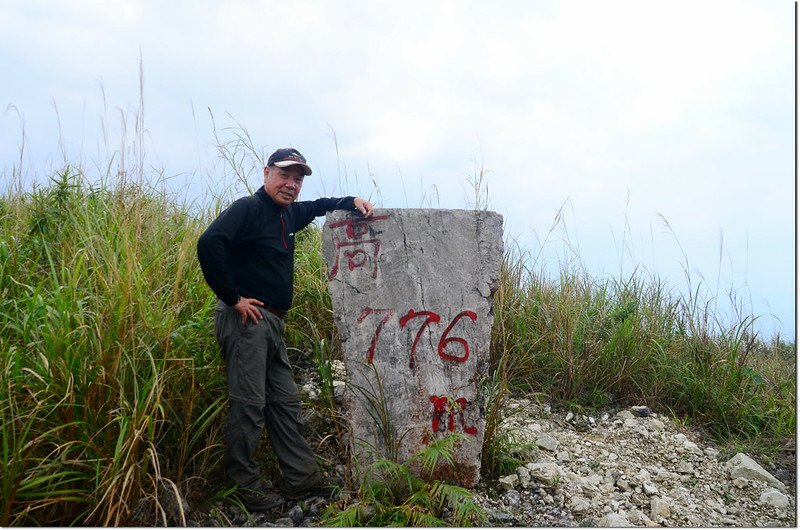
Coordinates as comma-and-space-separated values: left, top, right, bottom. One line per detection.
323, 208, 503, 487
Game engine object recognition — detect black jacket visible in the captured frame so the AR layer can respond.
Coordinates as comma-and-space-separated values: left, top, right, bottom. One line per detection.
197, 187, 355, 310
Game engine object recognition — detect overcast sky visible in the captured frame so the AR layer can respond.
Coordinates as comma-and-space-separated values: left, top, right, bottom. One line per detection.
0, 1, 795, 340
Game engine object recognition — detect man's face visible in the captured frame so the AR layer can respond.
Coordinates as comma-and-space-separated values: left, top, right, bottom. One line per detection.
263, 165, 305, 207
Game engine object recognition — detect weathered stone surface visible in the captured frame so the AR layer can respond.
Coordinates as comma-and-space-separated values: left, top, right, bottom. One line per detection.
568, 495, 592, 513
287, 505, 304, 526
536, 434, 560, 451
650, 497, 671, 520
323, 209, 503, 487
627, 507, 656, 526
515, 465, 531, 489
499, 474, 519, 491
726, 453, 786, 491
643, 482, 659, 496
600, 512, 631, 527
759, 489, 790, 509
526, 462, 564, 485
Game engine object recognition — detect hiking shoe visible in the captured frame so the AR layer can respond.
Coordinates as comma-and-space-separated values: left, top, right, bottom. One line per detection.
283, 476, 344, 500
234, 486, 284, 511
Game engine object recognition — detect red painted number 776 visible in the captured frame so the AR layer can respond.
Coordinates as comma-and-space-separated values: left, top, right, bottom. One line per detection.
356, 307, 478, 367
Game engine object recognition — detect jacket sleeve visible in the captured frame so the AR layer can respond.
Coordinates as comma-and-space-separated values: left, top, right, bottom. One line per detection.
196, 198, 250, 306
292, 196, 356, 231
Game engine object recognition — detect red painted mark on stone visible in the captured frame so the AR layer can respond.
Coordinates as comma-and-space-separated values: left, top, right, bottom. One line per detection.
328, 215, 389, 239
329, 239, 382, 280
437, 310, 478, 363
456, 397, 478, 435
430, 395, 478, 436
356, 307, 396, 364
328, 215, 389, 280
358, 308, 478, 365
399, 309, 441, 369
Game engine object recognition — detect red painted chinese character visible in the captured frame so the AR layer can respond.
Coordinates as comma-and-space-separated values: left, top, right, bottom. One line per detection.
429, 395, 477, 436
328, 215, 389, 280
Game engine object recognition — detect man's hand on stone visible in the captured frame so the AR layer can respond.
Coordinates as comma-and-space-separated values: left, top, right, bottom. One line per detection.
354, 197, 374, 218
234, 296, 264, 325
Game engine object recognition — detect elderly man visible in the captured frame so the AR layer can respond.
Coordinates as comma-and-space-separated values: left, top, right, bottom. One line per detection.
197, 147, 373, 511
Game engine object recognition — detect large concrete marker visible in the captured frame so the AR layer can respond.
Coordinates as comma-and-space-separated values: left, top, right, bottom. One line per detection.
323, 208, 503, 486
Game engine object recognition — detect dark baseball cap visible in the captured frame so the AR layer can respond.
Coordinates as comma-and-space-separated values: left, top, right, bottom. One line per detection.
267, 148, 312, 176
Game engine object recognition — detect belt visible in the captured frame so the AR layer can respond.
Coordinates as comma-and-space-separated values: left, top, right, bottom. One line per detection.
262, 304, 287, 320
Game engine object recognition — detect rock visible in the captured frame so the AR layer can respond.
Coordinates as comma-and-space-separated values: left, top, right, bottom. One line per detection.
760, 489, 790, 509
228, 505, 246, 525
288, 505, 304, 526
331, 360, 346, 379
503, 489, 522, 507
487, 509, 516, 524
600, 512, 630, 527
654, 469, 679, 483
630, 406, 650, 417
617, 410, 636, 420
650, 497, 671, 520
647, 418, 665, 431
677, 461, 694, 474
627, 508, 656, 526
685, 514, 705, 526
642, 482, 659, 496
499, 474, 519, 491
565, 412, 574, 422
586, 473, 603, 487
536, 434, 560, 452
604, 469, 623, 486
704, 498, 726, 514
623, 418, 639, 430
515, 466, 531, 489
568, 495, 592, 513
274, 517, 293, 526
301, 382, 319, 400
324, 209, 503, 487
307, 497, 327, 516
556, 450, 571, 462
704, 447, 719, 459
726, 453, 786, 491
635, 468, 651, 484
332, 380, 346, 402
526, 462, 564, 485
733, 477, 749, 488
683, 440, 701, 454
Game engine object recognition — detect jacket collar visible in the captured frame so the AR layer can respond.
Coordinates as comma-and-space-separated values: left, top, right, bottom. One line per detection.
256, 186, 286, 210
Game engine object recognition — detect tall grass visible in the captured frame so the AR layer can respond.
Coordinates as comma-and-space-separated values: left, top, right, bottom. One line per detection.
1, 135, 794, 524
488, 236, 795, 448
0, 168, 226, 524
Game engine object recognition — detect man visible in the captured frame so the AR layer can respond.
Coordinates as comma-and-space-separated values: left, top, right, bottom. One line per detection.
197, 147, 373, 511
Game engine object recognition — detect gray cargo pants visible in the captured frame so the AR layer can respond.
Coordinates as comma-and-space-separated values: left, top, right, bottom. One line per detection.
214, 300, 322, 491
